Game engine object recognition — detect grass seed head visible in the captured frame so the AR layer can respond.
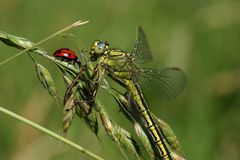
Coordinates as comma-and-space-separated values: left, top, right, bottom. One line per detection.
134, 123, 155, 158
35, 63, 60, 103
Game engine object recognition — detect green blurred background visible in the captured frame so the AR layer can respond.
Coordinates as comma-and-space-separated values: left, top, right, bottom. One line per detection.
0, 0, 240, 160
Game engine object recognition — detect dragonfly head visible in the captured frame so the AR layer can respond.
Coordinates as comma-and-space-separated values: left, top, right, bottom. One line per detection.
90, 40, 109, 61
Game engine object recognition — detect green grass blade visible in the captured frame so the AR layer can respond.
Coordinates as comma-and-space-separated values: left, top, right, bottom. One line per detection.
0, 106, 104, 160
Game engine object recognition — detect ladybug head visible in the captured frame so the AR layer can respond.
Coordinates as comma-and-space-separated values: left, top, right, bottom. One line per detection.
90, 40, 109, 61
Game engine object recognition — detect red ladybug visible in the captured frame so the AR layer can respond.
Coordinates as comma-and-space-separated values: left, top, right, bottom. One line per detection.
53, 48, 81, 66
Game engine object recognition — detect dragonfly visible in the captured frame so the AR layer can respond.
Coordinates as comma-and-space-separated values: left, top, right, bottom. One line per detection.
64, 62, 184, 159
89, 26, 187, 160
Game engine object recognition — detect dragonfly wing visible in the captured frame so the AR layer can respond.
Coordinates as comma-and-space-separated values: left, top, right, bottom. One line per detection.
138, 67, 187, 101
131, 26, 153, 64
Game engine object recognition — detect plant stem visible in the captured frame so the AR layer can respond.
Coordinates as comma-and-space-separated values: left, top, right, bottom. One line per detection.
0, 106, 104, 160
0, 20, 89, 67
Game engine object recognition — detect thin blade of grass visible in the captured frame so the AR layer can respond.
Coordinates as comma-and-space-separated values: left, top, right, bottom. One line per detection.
0, 20, 89, 66
0, 106, 104, 160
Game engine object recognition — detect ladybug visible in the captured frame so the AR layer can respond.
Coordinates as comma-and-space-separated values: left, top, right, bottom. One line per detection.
53, 48, 81, 66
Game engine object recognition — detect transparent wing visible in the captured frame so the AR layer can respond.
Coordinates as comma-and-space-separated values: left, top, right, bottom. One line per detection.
131, 26, 153, 64
137, 67, 187, 101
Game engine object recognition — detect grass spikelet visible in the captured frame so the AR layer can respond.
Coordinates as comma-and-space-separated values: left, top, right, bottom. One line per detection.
114, 125, 141, 160
152, 114, 182, 154
76, 106, 99, 137
0, 31, 48, 56
97, 103, 141, 159
172, 152, 186, 160
134, 123, 155, 158
33, 60, 61, 105
63, 94, 76, 133
0, 31, 34, 49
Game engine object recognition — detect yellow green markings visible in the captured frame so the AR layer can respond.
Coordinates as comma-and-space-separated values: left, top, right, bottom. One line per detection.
125, 81, 173, 159
106, 86, 185, 159
141, 109, 171, 159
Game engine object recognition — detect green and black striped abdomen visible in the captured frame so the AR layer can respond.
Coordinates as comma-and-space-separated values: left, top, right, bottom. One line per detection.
128, 81, 173, 160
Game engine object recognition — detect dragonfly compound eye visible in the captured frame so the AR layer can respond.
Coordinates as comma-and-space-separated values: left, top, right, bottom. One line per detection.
90, 40, 109, 61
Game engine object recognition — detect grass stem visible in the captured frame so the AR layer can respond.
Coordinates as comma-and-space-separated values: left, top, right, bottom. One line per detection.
0, 20, 89, 67
0, 105, 104, 160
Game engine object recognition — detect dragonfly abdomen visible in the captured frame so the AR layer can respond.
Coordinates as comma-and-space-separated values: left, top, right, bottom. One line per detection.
128, 82, 173, 160
140, 107, 173, 160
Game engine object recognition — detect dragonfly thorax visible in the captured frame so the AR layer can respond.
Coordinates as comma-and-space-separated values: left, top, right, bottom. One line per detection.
99, 50, 137, 81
